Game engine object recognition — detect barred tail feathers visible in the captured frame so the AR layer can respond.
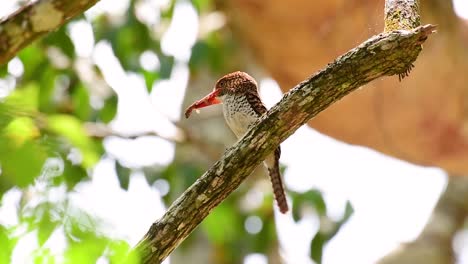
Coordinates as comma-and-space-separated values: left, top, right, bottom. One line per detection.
265, 148, 288, 214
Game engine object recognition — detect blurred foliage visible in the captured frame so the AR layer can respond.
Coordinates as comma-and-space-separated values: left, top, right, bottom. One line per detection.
0, 0, 352, 263
291, 190, 354, 264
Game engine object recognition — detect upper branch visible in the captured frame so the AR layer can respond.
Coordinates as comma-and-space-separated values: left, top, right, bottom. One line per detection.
0, 0, 100, 65
385, 0, 420, 31
135, 24, 436, 263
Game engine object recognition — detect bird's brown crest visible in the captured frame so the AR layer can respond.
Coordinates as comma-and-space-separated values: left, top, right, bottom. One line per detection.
215, 71, 259, 95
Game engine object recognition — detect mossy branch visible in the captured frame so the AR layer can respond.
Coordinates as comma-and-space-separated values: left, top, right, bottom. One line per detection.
0, 0, 100, 65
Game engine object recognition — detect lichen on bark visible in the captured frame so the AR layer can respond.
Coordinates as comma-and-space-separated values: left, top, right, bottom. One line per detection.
0, 0, 100, 65
385, 0, 420, 32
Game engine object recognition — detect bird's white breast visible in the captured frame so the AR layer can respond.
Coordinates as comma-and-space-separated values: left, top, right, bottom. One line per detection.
222, 94, 259, 138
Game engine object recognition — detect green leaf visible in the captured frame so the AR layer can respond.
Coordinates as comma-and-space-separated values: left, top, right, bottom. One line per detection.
310, 232, 326, 264
18, 45, 47, 81
340, 201, 354, 226
291, 189, 327, 222
191, 0, 211, 13
107, 240, 140, 264
0, 64, 7, 77
43, 26, 75, 58
115, 160, 131, 190
71, 83, 92, 121
158, 54, 174, 79
99, 95, 118, 123
32, 248, 56, 264
62, 209, 109, 263
201, 203, 239, 244
291, 193, 302, 222
254, 215, 277, 253
189, 41, 210, 70
65, 238, 107, 264
0, 138, 48, 187
160, 0, 176, 19
105, 4, 153, 71
303, 190, 327, 216
190, 33, 230, 73
0, 225, 15, 264
3, 117, 40, 145
47, 114, 100, 167
61, 160, 88, 190
38, 68, 59, 113
38, 211, 57, 246
142, 70, 159, 92
5, 82, 39, 111
0, 103, 15, 130
309, 201, 354, 264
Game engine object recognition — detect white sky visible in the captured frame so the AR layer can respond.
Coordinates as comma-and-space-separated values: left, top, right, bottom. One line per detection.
0, 1, 468, 264
454, 0, 468, 19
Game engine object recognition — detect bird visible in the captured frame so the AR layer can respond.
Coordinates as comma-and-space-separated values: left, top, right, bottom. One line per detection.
185, 71, 288, 213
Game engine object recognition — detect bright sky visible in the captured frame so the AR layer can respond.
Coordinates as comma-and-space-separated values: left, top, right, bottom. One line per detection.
0, 1, 468, 264
454, 0, 468, 19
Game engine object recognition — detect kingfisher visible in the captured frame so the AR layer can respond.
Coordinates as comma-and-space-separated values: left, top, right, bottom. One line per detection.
185, 71, 288, 213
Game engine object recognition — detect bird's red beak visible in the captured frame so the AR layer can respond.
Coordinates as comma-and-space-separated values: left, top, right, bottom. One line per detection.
185, 89, 221, 118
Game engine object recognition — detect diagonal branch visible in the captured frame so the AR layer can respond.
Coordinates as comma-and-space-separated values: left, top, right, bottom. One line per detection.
0, 0, 100, 65
134, 21, 436, 262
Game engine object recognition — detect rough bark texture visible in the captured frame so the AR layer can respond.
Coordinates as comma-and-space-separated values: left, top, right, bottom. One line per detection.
378, 176, 468, 264
223, 0, 468, 174
385, 0, 420, 31
135, 23, 435, 262
0, 0, 100, 65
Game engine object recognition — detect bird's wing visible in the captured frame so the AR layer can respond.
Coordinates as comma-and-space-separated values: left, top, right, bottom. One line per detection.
245, 92, 267, 117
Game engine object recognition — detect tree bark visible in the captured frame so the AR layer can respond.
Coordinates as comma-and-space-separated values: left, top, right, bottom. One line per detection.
0, 0, 100, 65
384, 0, 420, 32
135, 10, 435, 262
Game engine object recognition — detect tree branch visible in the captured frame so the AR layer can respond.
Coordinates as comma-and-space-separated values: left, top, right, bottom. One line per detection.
384, 0, 422, 80
385, 0, 420, 32
134, 22, 436, 264
0, 0, 100, 65
378, 176, 468, 264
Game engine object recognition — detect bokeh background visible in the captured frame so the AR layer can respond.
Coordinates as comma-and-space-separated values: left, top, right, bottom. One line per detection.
0, 0, 467, 263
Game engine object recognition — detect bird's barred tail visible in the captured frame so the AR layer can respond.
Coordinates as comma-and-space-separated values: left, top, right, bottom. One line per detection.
267, 148, 288, 214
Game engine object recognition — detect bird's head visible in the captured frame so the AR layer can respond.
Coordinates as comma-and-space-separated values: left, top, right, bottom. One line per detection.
185, 71, 258, 118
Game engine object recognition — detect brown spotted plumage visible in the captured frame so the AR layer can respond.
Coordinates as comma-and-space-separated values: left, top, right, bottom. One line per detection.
185, 71, 288, 213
